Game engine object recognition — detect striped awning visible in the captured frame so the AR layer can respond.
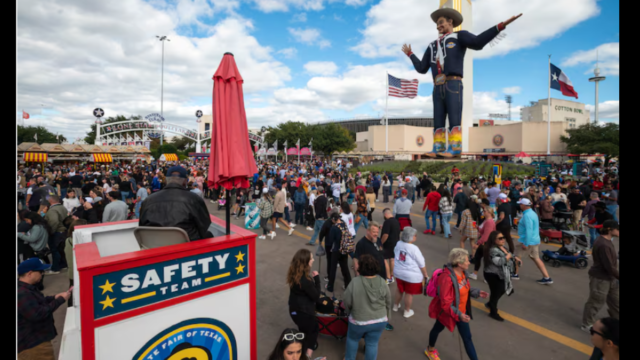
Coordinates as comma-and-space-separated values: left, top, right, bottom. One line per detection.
160, 153, 179, 162
90, 153, 113, 162
23, 152, 47, 162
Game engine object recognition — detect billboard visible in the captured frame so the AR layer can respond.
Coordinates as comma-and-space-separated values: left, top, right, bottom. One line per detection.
479, 119, 494, 127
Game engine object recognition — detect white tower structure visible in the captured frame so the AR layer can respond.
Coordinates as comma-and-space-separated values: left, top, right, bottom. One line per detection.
440, 0, 473, 152
588, 50, 606, 123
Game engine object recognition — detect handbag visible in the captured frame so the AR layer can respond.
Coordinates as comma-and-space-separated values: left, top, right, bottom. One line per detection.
355, 213, 361, 224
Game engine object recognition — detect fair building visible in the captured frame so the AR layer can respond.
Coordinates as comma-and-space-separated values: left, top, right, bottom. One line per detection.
520, 98, 590, 128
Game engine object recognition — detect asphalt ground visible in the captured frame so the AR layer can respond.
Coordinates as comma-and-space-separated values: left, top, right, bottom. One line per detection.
44, 193, 618, 359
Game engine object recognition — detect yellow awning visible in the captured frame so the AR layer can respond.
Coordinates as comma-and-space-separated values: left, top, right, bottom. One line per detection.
161, 153, 179, 162
90, 153, 113, 162
23, 152, 47, 162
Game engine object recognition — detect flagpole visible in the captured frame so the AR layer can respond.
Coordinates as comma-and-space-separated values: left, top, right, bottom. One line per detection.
385, 72, 389, 153
547, 55, 551, 156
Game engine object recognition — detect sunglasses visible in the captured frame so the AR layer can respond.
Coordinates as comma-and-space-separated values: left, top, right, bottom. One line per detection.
589, 327, 605, 338
497, 236, 505, 240
282, 332, 305, 341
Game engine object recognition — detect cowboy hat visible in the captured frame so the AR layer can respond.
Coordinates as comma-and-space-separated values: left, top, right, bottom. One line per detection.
430, 7, 463, 28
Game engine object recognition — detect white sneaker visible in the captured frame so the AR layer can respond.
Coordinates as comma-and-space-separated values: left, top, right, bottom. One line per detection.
45, 270, 60, 275
258, 235, 266, 239
581, 324, 592, 333
276, 223, 280, 228
288, 228, 294, 236
403, 309, 415, 318
306, 226, 314, 231
468, 273, 478, 280
290, 223, 296, 228
269, 232, 276, 240
393, 303, 401, 312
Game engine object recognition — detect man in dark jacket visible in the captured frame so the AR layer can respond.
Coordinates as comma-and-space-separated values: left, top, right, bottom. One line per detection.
307, 187, 328, 246
326, 212, 352, 293
18, 258, 71, 359
139, 166, 213, 241
453, 187, 468, 229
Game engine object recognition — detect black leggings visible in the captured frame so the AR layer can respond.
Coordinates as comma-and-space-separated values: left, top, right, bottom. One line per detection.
483, 272, 506, 315
473, 244, 484, 272
68, 279, 74, 307
328, 251, 351, 292
290, 311, 318, 351
367, 208, 375, 221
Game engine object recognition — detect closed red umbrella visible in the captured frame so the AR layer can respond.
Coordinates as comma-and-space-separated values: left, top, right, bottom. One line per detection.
514, 151, 529, 158
208, 52, 258, 234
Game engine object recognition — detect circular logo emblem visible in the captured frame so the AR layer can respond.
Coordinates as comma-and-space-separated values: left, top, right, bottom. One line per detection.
493, 134, 504, 146
93, 108, 104, 118
416, 135, 425, 147
132, 318, 237, 360
196, 110, 203, 118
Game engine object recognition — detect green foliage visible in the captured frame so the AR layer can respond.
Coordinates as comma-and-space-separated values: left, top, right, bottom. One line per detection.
84, 115, 143, 144
18, 125, 67, 144
151, 143, 179, 160
263, 121, 355, 155
560, 123, 619, 165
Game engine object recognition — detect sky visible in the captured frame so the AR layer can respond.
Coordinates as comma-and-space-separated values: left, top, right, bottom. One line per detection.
17, 0, 619, 141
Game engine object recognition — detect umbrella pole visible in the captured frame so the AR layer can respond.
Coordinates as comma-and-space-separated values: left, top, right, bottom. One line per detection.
226, 189, 231, 235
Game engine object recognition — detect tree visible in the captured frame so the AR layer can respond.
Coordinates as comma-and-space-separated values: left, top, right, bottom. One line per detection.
560, 123, 619, 165
151, 144, 179, 160
84, 115, 143, 144
262, 121, 355, 155
18, 125, 67, 144
170, 135, 197, 153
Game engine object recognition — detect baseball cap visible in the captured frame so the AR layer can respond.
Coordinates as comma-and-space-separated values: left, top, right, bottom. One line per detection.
84, 197, 94, 204
262, 188, 269, 194
517, 198, 532, 206
318, 186, 325, 193
167, 166, 188, 179
18, 258, 51, 275
498, 193, 508, 200
602, 219, 619, 230
401, 189, 408, 195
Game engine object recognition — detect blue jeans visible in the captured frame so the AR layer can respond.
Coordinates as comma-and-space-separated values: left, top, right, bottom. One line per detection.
294, 204, 305, 224
589, 227, 598, 247
429, 319, 477, 360
333, 196, 340, 204
442, 213, 452, 237
455, 209, 463, 227
309, 219, 325, 244
606, 204, 618, 221
60, 187, 67, 201
354, 214, 369, 234
345, 321, 387, 360
425, 209, 438, 231
135, 200, 143, 219
433, 80, 463, 130
284, 206, 291, 223
121, 191, 130, 201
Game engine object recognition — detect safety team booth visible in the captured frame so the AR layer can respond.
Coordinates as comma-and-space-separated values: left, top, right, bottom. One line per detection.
59, 215, 257, 360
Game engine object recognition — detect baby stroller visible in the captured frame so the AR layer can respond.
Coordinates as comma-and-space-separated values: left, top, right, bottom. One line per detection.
541, 230, 589, 269
315, 293, 349, 341
552, 202, 572, 231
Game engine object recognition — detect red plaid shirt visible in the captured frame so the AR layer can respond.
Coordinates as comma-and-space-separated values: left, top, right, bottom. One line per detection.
18, 281, 65, 352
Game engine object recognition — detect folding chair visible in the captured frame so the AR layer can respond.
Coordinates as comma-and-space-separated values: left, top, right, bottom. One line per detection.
133, 226, 190, 250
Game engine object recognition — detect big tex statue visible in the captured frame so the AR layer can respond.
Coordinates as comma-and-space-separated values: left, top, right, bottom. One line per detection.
402, 7, 522, 158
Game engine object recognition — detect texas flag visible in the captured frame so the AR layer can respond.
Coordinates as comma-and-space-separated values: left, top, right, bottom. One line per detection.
550, 63, 578, 99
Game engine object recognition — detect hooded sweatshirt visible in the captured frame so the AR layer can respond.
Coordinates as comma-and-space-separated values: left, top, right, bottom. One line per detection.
343, 275, 392, 323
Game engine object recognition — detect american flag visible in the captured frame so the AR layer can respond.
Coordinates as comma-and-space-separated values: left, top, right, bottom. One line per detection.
388, 74, 418, 98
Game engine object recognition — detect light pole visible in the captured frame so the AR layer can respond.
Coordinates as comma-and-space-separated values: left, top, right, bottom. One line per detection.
505, 95, 512, 121
156, 35, 170, 145
588, 50, 606, 124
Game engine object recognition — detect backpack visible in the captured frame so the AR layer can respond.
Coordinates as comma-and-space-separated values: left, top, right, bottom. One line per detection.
337, 223, 355, 255
426, 267, 445, 297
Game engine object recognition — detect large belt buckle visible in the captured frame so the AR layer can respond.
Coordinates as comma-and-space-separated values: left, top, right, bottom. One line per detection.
435, 74, 446, 86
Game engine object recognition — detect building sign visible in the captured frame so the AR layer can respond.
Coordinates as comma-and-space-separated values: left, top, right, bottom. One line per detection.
492, 134, 504, 146
479, 120, 494, 126
248, 133, 262, 143
555, 105, 584, 114
132, 318, 238, 360
416, 135, 424, 147
92, 244, 248, 319
483, 148, 505, 153
102, 121, 198, 140
144, 113, 166, 122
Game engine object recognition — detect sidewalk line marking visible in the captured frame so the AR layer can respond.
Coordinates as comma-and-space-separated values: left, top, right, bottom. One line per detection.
471, 300, 592, 355
121, 291, 156, 304
205, 272, 230, 282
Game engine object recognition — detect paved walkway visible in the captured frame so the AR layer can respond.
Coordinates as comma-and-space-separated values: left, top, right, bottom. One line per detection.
45, 196, 615, 359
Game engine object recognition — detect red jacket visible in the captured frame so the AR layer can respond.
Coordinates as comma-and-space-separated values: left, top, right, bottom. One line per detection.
423, 191, 441, 212
428, 265, 479, 332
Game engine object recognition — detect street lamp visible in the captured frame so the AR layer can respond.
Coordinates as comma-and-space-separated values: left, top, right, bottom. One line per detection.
156, 35, 170, 144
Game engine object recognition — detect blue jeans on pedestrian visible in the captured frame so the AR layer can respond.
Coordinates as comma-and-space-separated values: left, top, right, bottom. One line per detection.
589, 227, 598, 248
60, 187, 67, 201
429, 318, 478, 360
309, 219, 325, 244
121, 191, 130, 201
294, 203, 305, 224
345, 321, 387, 360
135, 200, 143, 219
606, 204, 618, 221
455, 209, 463, 227
442, 213, 452, 237
425, 209, 438, 231
284, 206, 291, 223
354, 214, 369, 234
334, 196, 340, 204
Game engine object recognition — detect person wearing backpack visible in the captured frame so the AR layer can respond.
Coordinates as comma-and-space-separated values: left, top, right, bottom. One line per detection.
424, 248, 488, 360
293, 187, 308, 226
371, 174, 381, 201
325, 212, 353, 293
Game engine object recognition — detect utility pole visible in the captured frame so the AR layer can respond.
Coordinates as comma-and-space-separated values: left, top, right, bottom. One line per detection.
588, 50, 606, 124
156, 35, 170, 145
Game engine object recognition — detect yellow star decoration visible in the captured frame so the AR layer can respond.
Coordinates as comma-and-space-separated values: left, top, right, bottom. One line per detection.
235, 251, 245, 262
99, 279, 116, 295
235, 263, 245, 274
99, 295, 117, 310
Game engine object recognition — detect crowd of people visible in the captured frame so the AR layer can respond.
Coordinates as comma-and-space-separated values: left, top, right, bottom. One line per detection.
17, 157, 620, 360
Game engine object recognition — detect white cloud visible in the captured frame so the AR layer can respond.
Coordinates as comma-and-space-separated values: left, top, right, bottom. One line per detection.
304, 61, 338, 75
277, 47, 298, 58
251, 0, 324, 12
561, 42, 619, 76
585, 100, 619, 119
502, 86, 521, 95
345, 0, 368, 6
292, 12, 307, 22
352, 0, 600, 59
333, 14, 344, 22
288, 27, 331, 48
17, 0, 291, 141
